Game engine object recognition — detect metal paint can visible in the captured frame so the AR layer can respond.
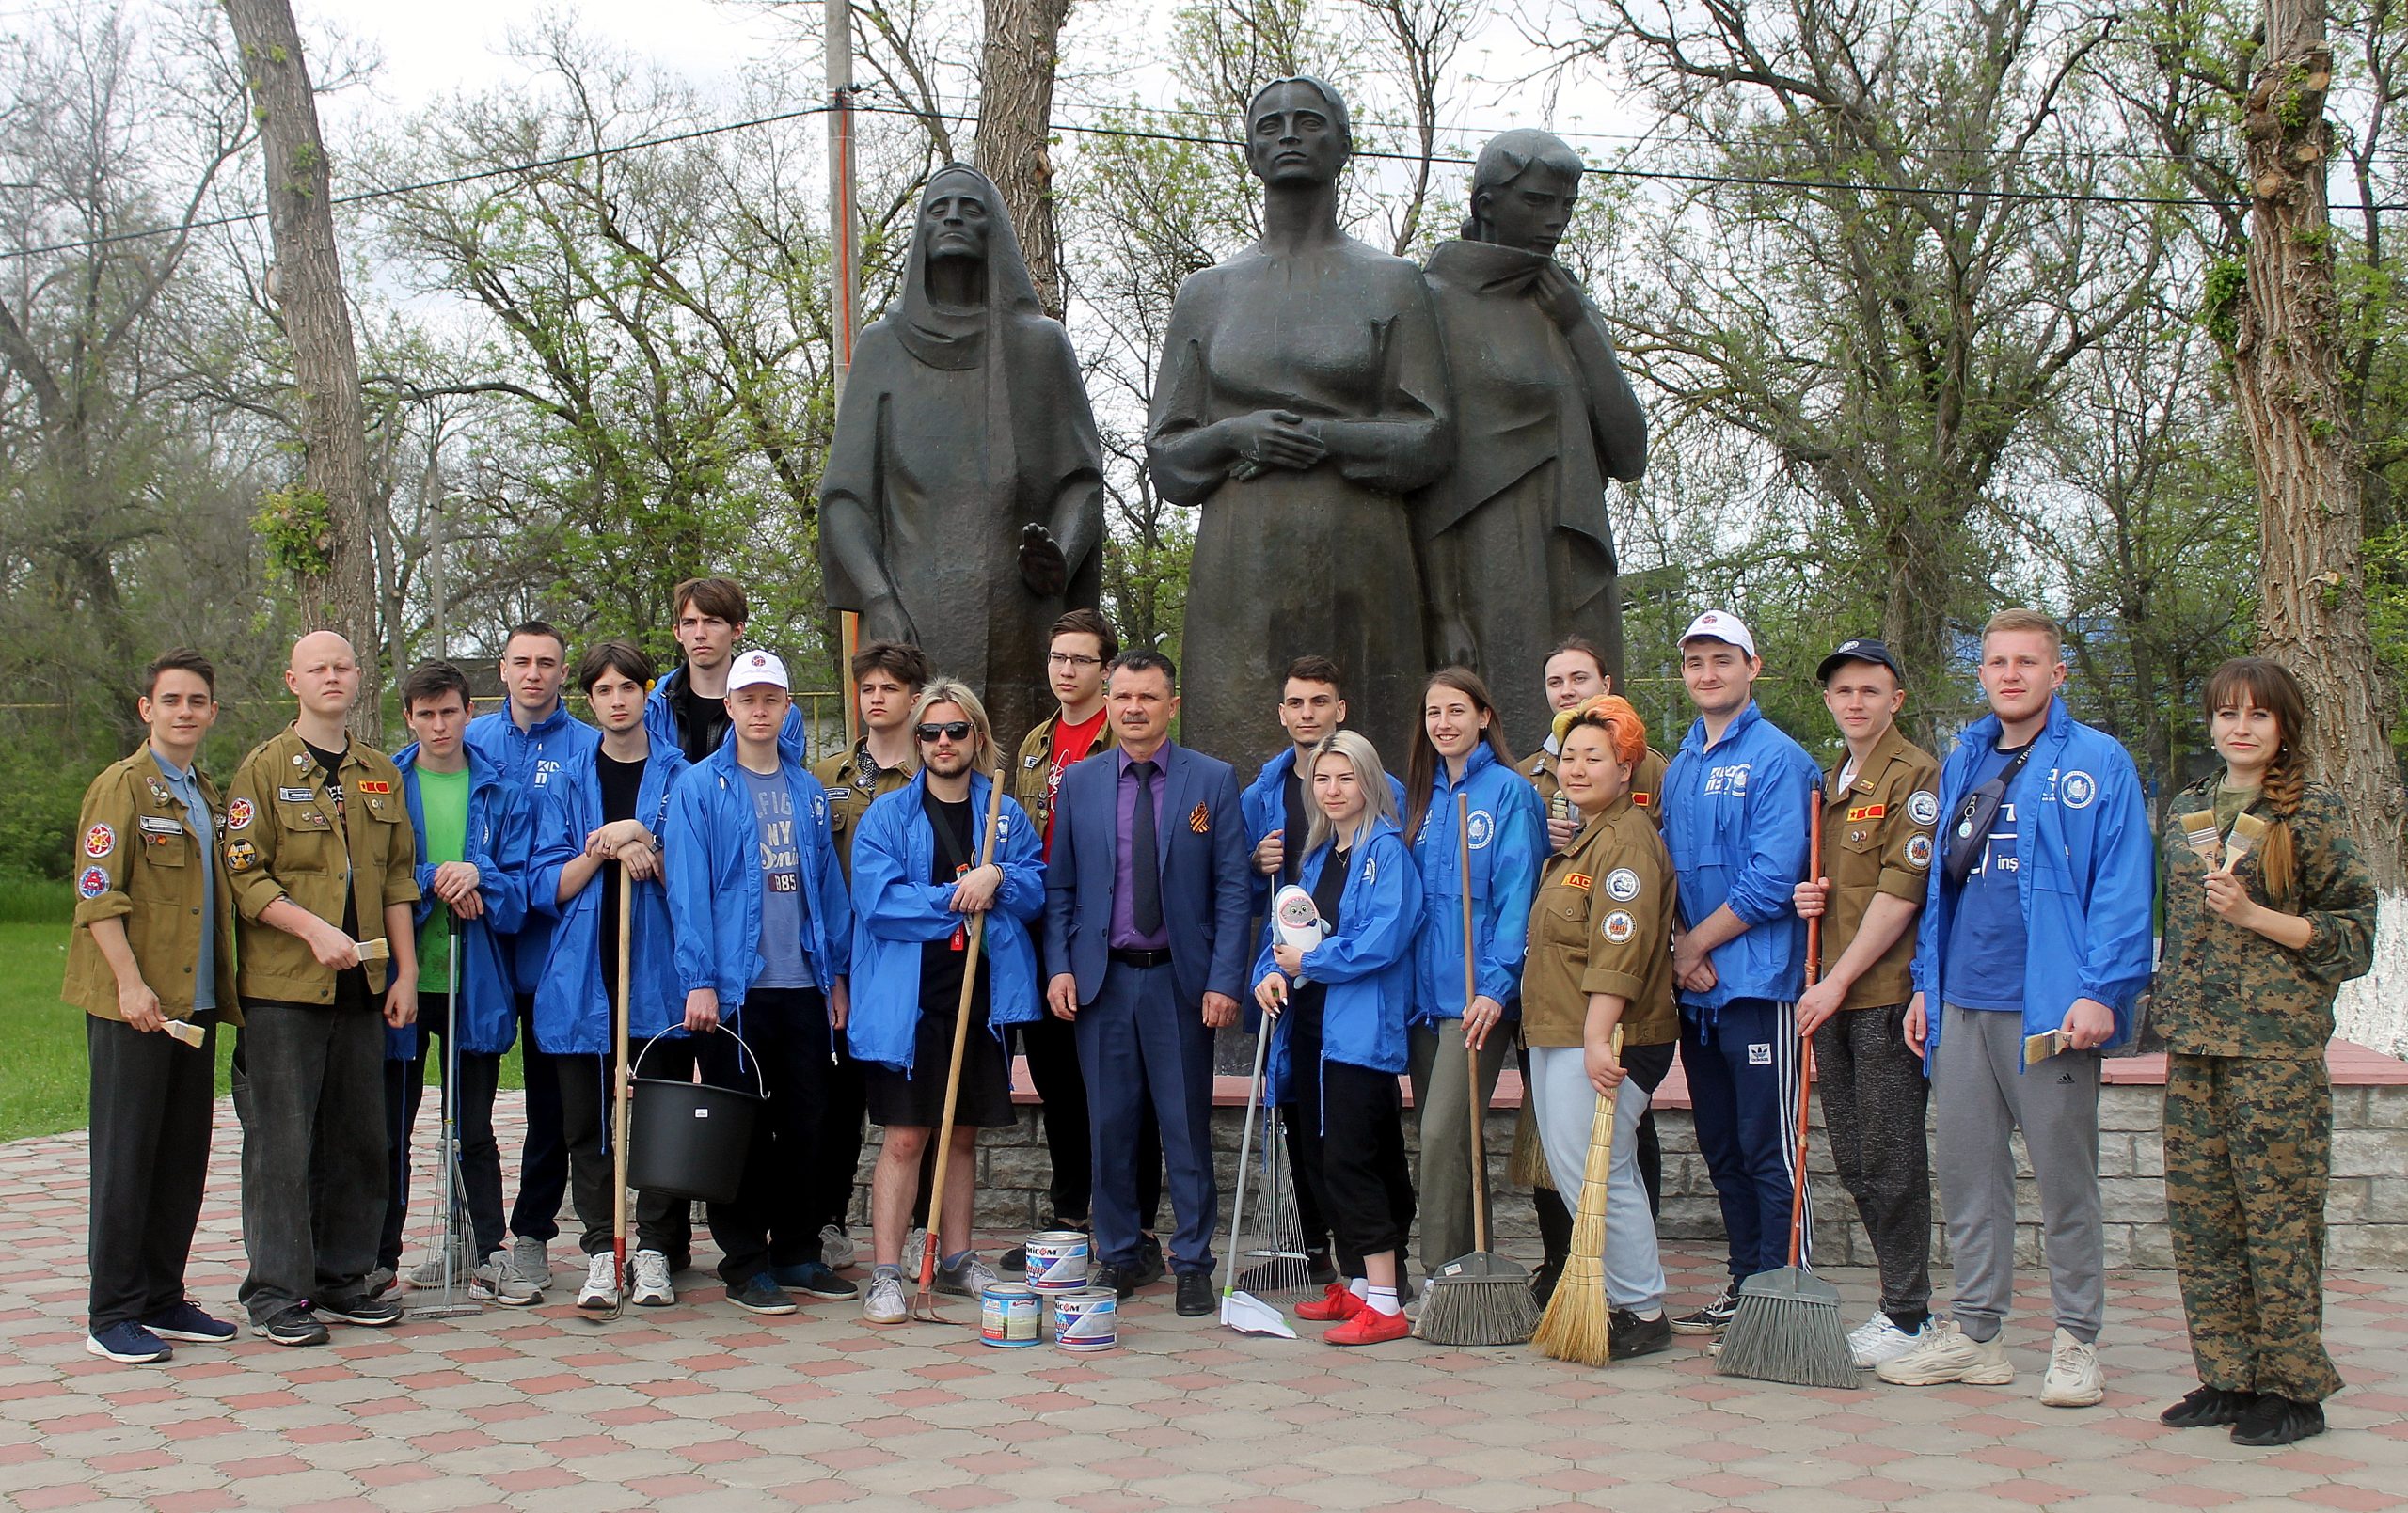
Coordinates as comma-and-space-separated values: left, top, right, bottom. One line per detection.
1022, 1230, 1090, 1294
980, 1283, 1040, 1348
1052, 1285, 1118, 1352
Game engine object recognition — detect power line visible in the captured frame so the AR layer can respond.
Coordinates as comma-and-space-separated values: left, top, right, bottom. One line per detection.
3, 91, 2398, 263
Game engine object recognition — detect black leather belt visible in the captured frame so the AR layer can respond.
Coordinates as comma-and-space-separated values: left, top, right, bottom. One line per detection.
1109, 947, 1173, 969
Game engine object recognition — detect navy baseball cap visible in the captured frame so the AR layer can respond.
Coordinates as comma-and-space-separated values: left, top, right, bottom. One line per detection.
1815, 638, 1904, 685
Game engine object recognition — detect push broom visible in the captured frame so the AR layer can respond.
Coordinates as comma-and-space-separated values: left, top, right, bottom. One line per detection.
1529, 1026, 1621, 1365
1716, 781, 1857, 1389
1418, 792, 1541, 1346
911, 762, 1008, 1323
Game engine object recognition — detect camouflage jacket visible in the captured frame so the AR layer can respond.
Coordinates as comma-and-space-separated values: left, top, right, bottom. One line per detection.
2152, 777, 2377, 1058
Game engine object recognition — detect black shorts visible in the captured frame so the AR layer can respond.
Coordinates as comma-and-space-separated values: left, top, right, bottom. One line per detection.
863, 1006, 1016, 1129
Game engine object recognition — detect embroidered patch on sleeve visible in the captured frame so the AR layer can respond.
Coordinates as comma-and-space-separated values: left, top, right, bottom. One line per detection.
83, 824, 116, 859
77, 866, 109, 899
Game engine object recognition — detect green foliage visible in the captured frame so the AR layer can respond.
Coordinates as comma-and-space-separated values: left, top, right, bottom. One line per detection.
2202, 256, 2249, 351
252, 485, 336, 581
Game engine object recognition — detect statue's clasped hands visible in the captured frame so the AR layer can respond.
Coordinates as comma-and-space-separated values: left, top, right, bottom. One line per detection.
1226, 409, 1325, 477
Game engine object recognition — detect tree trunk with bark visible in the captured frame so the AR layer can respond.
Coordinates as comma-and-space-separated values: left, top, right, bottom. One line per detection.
222, 0, 383, 734
976, 0, 1073, 318
2233, 0, 2408, 890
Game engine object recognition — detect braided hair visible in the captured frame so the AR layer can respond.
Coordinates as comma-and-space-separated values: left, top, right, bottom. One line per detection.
2203, 657, 2307, 904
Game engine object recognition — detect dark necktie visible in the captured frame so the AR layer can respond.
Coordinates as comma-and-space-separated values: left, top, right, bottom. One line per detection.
1131, 758, 1163, 936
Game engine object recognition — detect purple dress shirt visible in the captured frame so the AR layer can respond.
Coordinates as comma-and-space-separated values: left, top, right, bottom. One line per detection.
1109, 743, 1174, 950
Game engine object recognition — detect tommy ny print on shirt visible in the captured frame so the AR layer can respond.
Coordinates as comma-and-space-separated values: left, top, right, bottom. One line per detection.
752, 778, 800, 893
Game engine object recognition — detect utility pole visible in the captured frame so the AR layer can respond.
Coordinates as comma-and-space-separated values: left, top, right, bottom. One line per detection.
425, 452, 448, 663
829, 0, 862, 750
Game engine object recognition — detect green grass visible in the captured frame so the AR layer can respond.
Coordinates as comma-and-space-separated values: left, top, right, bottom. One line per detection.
0, 878, 525, 1143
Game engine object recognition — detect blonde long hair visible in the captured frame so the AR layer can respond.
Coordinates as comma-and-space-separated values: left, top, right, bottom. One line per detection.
1304, 730, 1398, 856
906, 679, 997, 775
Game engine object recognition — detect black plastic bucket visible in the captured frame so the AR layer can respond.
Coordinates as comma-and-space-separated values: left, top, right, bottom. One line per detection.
626, 1029, 765, 1205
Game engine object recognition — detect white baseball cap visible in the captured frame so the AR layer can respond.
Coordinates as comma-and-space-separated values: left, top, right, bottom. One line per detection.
1677, 610, 1757, 658
725, 649, 790, 693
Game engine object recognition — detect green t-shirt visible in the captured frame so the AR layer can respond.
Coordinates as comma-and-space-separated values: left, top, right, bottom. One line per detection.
2214, 782, 2260, 835
416, 764, 472, 992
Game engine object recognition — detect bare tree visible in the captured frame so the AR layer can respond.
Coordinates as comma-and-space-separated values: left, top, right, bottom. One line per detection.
978, 0, 1076, 314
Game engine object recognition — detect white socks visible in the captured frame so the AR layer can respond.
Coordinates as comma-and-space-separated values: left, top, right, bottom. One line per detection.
1365, 1286, 1401, 1317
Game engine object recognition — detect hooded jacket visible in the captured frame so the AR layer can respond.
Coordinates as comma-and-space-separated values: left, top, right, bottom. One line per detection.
466, 703, 597, 996
643, 665, 807, 767
389, 744, 531, 1057
1911, 694, 2156, 1060
1240, 747, 1407, 916
846, 770, 1046, 1075
1406, 743, 1545, 1024
1250, 816, 1421, 1108
662, 735, 852, 1028
529, 739, 691, 1056
1659, 701, 1817, 1019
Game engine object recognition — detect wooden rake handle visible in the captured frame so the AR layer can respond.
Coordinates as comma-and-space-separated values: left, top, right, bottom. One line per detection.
917, 764, 1010, 1299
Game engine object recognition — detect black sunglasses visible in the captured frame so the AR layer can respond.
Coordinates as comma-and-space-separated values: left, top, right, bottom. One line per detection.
915, 721, 974, 743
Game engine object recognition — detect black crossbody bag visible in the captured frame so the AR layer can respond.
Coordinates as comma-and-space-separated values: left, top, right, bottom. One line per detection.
1942, 742, 2036, 887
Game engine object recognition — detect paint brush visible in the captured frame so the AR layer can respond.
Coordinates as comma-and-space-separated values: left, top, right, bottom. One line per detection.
2178, 811, 2221, 864
2220, 812, 2269, 875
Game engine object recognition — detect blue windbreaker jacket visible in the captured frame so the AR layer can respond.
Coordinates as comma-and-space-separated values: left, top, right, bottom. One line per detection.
846, 771, 1046, 1076
388, 744, 531, 1058
529, 739, 691, 1056
642, 665, 807, 763
1248, 817, 1421, 1109
1659, 701, 1818, 1020
1407, 744, 1545, 1025
1911, 695, 2156, 1060
1240, 748, 1408, 914
662, 738, 852, 1039
466, 703, 599, 995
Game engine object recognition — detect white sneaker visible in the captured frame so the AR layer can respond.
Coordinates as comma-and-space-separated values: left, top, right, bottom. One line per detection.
863, 1272, 908, 1325
577, 1253, 619, 1311
1875, 1319, 2015, 1386
506, 1236, 555, 1289
820, 1224, 859, 1271
1847, 1312, 1923, 1369
935, 1252, 1000, 1298
2041, 1327, 2104, 1408
408, 1236, 477, 1286
470, 1250, 542, 1307
630, 1250, 674, 1307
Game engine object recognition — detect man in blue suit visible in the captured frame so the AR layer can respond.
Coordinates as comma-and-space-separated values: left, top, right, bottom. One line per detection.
1044, 651, 1252, 1316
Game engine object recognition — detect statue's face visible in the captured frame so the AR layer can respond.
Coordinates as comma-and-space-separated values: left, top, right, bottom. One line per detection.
1247, 82, 1347, 187
922, 187, 991, 263
1478, 165, 1578, 256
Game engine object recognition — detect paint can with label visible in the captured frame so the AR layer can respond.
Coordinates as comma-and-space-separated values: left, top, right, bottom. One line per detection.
1022, 1231, 1090, 1294
980, 1282, 1040, 1348
1051, 1285, 1118, 1352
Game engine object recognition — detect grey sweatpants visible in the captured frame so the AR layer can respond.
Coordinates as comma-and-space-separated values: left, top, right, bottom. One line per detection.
1934, 1003, 2103, 1343
1406, 1020, 1512, 1272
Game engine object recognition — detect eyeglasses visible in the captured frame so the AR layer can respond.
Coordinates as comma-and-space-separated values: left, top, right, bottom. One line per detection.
1047, 652, 1102, 669
915, 721, 974, 743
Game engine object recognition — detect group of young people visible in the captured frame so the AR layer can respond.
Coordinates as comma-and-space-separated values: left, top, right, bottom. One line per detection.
67, 587, 2376, 1445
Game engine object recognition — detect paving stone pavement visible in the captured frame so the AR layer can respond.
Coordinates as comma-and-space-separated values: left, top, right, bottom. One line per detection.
4, 1095, 2406, 1512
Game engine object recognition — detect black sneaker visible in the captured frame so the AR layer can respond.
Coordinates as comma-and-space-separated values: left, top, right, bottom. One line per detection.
1128, 1235, 1167, 1290
1529, 1259, 1562, 1310
2162, 1385, 2257, 1428
998, 1245, 1029, 1275
250, 1307, 330, 1347
1671, 1286, 1739, 1335
2232, 1395, 2325, 1446
1307, 1247, 1339, 1288
726, 1272, 799, 1316
1608, 1309, 1673, 1360
316, 1293, 403, 1327
1091, 1263, 1138, 1300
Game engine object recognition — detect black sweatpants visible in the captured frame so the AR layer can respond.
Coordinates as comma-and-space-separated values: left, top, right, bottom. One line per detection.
812, 1040, 868, 1235
636, 993, 832, 1284
1290, 1037, 1415, 1271
234, 990, 388, 1322
87, 1013, 218, 1332
1813, 1001, 1931, 1316
507, 994, 570, 1245
378, 993, 505, 1269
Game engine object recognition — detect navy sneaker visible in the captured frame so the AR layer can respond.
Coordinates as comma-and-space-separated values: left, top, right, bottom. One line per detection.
250, 1307, 330, 1348
316, 1292, 403, 1327
770, 1261, 858, 1301
143, 1301, 236, 1343
86, 1321, 171, 1363
726, 1272, 799, 1315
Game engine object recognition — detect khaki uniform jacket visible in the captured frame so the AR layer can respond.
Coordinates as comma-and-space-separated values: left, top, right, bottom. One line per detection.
1012, 709, 1117, 844
1816, 724, 1940, 1011
812, 741, 912, 882
63, 747, 241, 1022
1525, 743, 1667, 828
1520, 795, 1677, 1049
223, 727, 419, 1003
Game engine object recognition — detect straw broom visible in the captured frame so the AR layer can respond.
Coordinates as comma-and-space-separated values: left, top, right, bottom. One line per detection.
1715, 781, 1857, 1390
1529, 1026, 1623, 1365
1417, 792, 1541, 1346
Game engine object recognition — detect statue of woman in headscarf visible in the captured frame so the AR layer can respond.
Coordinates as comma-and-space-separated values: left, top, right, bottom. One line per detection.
1418, 129, 1647, 749
819, 163, 1107, 749
1147, 77, 1454, 770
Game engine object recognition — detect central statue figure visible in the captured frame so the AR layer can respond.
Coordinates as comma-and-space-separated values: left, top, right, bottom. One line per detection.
820, 163, 1106, 750
1148, 77, 1453, 770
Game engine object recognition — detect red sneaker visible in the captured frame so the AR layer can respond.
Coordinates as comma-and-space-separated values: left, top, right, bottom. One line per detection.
1295, 1283, 1363, 1322
1325, 1306, 1411, 1346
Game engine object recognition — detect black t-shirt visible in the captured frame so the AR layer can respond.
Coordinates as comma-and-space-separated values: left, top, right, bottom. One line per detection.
1290, 844, 1350, 1032
1280, 757, 1310, 886
918, 791, 989, 1021
669, 674, 730, 766
302, 735, 367, 1000
595, 751, 646, 1006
